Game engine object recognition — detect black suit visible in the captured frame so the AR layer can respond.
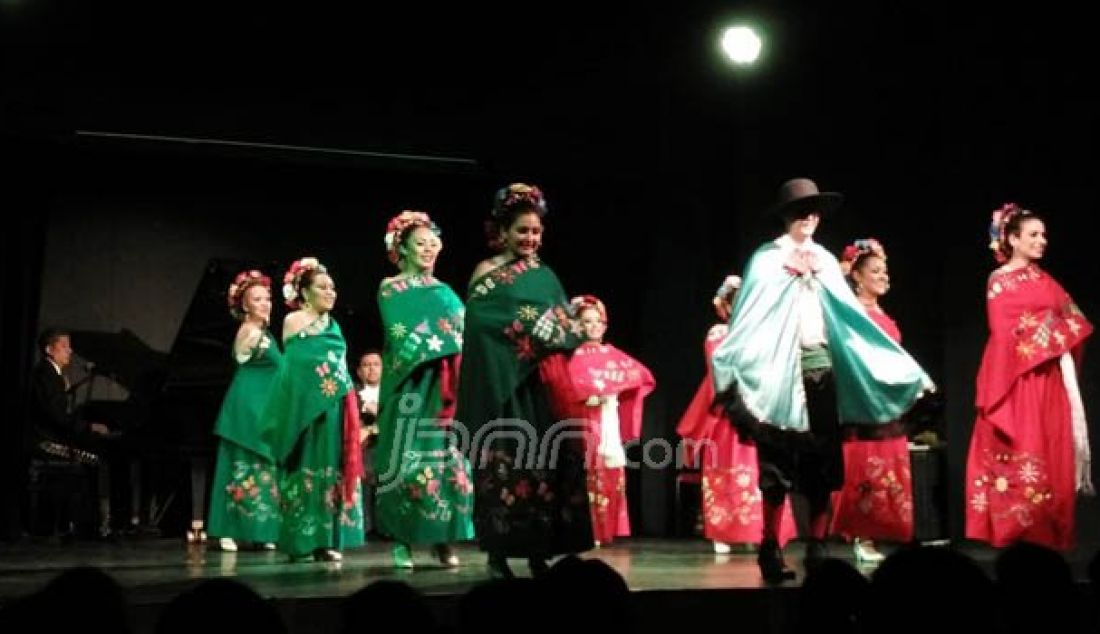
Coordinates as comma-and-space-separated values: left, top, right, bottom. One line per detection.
28, 360, 87, 452
25, 359, 104, 535
354, 382, 379, 534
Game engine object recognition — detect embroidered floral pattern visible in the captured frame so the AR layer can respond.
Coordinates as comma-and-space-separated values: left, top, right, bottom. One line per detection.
508, 333, 535, 360
987, 266, 1090, 363
379, 273, 437, 298
986, 265, 1041, 299
587, 466, 627, 542
1014, 306, 1073, 361
704, 466, 765, 529
470, 258, 539, 298
969, 448, 1053, 530
385, 448, 473, 524
474, 442, 591, 550
849, 455, 913, 522
380, 276, 464, 374
501, 304, 574, 361
281, 465, 363, 537
221, 461, 280, 522
312, 357, 346, 398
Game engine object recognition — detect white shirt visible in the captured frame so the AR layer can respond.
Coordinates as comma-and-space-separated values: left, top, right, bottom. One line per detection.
775, 234, 827, 349
596, 394, 627, 468
358, 383, 380, 415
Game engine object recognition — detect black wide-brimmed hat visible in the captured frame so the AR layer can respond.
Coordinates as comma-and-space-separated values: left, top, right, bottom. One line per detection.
767, 178, 844, 218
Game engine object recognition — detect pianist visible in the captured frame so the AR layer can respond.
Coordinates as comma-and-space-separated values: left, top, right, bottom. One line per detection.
28, 328, 113, 536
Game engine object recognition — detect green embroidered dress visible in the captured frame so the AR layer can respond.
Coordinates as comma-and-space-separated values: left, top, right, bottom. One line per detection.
207, 329, 283, 543
455, 257, 594, 557
374, 274, 475, 545
262, 316, 365, 556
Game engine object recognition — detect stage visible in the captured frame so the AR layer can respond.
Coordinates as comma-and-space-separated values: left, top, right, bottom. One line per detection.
1, 537, 1095, 633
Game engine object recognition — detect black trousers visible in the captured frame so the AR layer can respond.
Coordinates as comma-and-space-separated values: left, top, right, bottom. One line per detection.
752, 368, 843, 515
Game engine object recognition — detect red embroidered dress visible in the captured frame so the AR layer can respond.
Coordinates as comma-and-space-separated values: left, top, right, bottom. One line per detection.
676, 324, 797, 545
831, 307, 915, 542
568, 342, 655, 544
965, 265, 1092, 550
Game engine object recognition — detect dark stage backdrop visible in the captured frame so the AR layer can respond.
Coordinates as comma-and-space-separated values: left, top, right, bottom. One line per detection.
34, 143, 697, 536
34, 140, 1098, 551
9, 3, 1099, 549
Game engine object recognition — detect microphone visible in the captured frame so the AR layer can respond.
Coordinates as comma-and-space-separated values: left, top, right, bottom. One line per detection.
72, 351, 95, 373
67, 354, 98, 392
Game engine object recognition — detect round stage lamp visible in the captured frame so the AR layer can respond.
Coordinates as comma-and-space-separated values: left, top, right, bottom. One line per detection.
721, 25, 762, 66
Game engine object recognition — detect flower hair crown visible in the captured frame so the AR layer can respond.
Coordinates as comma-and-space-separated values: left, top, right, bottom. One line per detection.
492, 183, 548, 219
485, 183, 548, 251
282, 257, 326, 309
384, 210, 440, 265
988, 202, 1030, 264
570, 294, 608, 324
840, 238, 886, 276
227, 270, 271, 320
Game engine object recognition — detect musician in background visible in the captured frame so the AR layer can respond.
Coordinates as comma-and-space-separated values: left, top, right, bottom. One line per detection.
354, 350, 382, 535
355, 351, 383, 423
28, 328, 112, 537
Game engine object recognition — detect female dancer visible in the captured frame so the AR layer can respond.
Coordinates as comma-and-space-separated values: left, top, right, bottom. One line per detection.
568, 294, 655, 546
208, 270, 283, 552
374, 211, 475, 568
965, 204, 1092, 550
264, 257, 365, 561
455, 183, 593, 577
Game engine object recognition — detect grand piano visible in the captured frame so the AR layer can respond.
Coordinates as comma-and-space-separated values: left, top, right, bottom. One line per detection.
77, 258, 259, 539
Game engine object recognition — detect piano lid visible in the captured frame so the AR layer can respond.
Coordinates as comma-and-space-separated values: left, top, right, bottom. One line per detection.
142, 258, 278, 447
68, 328, 168, 391
77, 258, 272, 447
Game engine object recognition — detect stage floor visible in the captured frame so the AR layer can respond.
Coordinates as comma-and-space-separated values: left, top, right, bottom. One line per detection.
2, 537, 1097, 633
1, 536, 1095, 604
1, 537, 777, 604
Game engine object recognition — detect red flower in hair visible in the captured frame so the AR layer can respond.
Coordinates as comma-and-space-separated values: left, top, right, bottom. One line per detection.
989, 202, 1024, 264
282, 257, 325, 309
227, 269, 272, 319
383, 210, 439, 265
569, 294, 608, 324
839, 238, 886, 276
487, 183, 548, 250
